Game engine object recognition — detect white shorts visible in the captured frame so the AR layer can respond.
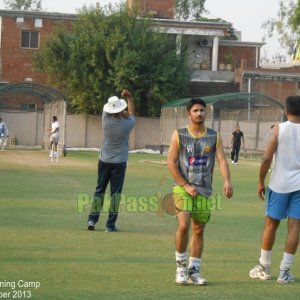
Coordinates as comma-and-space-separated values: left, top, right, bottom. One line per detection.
50, 135, 59, 144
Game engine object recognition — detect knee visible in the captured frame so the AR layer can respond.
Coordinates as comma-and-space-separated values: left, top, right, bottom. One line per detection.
177, 222, 190, 234
264, 218, 280, 232
193, 225, 205, 237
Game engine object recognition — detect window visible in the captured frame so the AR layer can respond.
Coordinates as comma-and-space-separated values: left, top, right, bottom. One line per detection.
20, 103, 36, 112
16, 17, 24, 23
21, 31, 39, 49
34, 19, 43, 28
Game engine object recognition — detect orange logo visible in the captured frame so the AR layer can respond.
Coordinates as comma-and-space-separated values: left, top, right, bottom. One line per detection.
204, 146, 211, 153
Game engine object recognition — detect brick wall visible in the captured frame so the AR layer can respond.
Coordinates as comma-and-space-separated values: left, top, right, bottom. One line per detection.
242, 78, 300, 106
219, 46, 257, 69
0, 92, 44, 110
0, 16, 72, 83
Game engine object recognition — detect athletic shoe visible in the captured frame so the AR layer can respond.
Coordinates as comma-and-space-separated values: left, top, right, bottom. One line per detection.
175, 261, 187, 284
187, 267, 207, 285
87, 220, 95, 230
249, 263, 271, 280
277, 269, 295, 284
231, 160, 234, 164
234, 162, 238, 165
105, 227, 118, 232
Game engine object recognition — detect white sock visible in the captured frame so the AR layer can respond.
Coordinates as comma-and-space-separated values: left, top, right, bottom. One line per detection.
280, 252, 294, 270
175, 251, 187, 266
259, 249, 272, 267
188, 257, 201, 270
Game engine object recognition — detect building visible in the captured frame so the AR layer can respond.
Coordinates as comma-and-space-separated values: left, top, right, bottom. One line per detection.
1, 0, 299, 112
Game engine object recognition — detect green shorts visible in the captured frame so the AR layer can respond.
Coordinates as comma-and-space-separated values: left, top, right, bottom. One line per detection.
173, 185, 211, 223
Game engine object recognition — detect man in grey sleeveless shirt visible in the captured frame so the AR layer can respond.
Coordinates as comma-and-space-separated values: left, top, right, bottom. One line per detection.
87, 90, 135, 232
168, 98, 233, 285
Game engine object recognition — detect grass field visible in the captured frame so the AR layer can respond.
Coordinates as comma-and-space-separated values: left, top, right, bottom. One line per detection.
0, 150, 299, 299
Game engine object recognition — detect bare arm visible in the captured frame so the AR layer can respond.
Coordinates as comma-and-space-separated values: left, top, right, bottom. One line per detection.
121, 90, 135, 118
258, 125, 278, 200
167, 130, 198, 197
215, 137, 233, 198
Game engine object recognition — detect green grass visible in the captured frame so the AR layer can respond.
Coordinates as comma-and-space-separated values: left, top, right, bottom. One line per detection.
0, 150, 299, 299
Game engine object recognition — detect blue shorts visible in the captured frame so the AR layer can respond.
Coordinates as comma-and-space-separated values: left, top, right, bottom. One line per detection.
266, 187, 300, 220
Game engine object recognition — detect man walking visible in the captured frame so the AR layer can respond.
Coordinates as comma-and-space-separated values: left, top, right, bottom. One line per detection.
87, 90, 135, 232
230, 125, 245, 165
249, 96, 300, 283
167, 98, 233, 285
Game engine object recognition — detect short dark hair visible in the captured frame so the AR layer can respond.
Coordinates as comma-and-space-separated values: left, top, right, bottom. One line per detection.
285, 96, 300, 116
186, 98, 206, 111
52, 116, 57, 121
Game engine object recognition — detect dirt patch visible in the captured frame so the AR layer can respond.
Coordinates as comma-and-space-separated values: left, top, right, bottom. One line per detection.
0, 149, 96, 169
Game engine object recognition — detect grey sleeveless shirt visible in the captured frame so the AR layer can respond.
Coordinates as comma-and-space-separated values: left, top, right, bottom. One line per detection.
176, 126, 218, 197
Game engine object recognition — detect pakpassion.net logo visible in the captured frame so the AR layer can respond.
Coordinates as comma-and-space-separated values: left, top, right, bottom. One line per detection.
76, 192, 223, 216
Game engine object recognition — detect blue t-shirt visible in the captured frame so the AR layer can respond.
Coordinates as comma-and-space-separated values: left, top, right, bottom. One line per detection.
100, 112, 135, 163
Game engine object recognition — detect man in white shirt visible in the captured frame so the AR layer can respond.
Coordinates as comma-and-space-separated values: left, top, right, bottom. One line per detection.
0, 117, 9, 151
48, 116, 59, 158
249, 96, 300, 284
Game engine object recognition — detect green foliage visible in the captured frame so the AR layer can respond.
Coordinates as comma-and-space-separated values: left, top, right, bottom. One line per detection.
262, 0, 299, 53
3, 0, 42, 10
291, 0, 300, 31
34, 4, 189, 116
198, 17, 238, 40
175, 0, 207, 20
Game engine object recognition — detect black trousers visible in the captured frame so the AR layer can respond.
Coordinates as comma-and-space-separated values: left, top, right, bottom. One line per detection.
231, 145, 241, 163
88, 160, 127, 229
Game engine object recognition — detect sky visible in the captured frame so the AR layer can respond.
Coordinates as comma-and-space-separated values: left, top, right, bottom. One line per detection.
0, 0, 287, 59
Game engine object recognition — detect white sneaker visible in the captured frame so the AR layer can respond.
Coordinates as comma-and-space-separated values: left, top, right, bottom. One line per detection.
176, 267, 187, 284
234, 162, 238, 165
87, 220, 95, 230
277, 269, 295, 284
187, 268, 207, 285
231, 160, 234, 164
249, 263, 271, 280
175, 260, 187, 284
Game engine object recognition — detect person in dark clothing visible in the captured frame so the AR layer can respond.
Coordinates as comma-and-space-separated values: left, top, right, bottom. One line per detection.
230, 125, 245, 165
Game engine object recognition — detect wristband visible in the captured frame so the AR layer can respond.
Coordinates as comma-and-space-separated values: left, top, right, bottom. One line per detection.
180, 181, 188, 187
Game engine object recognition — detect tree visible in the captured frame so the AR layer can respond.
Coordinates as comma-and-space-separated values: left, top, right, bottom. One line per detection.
175, 0, 207, 20
291, 0, 300, 29
262, 0, 299, 54
3, 0, 42, 10
34, 4, 189, 116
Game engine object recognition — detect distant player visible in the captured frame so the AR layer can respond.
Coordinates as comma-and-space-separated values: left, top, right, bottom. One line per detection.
48, 116, 59, 158
0, 117, 9, 151
230, 125, 245, 165
249, 96, 300, 284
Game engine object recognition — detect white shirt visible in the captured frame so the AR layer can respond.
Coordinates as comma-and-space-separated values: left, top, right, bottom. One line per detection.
269, 121, 300, 193
51, 121, 59, 138
0, 121, 9, 138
